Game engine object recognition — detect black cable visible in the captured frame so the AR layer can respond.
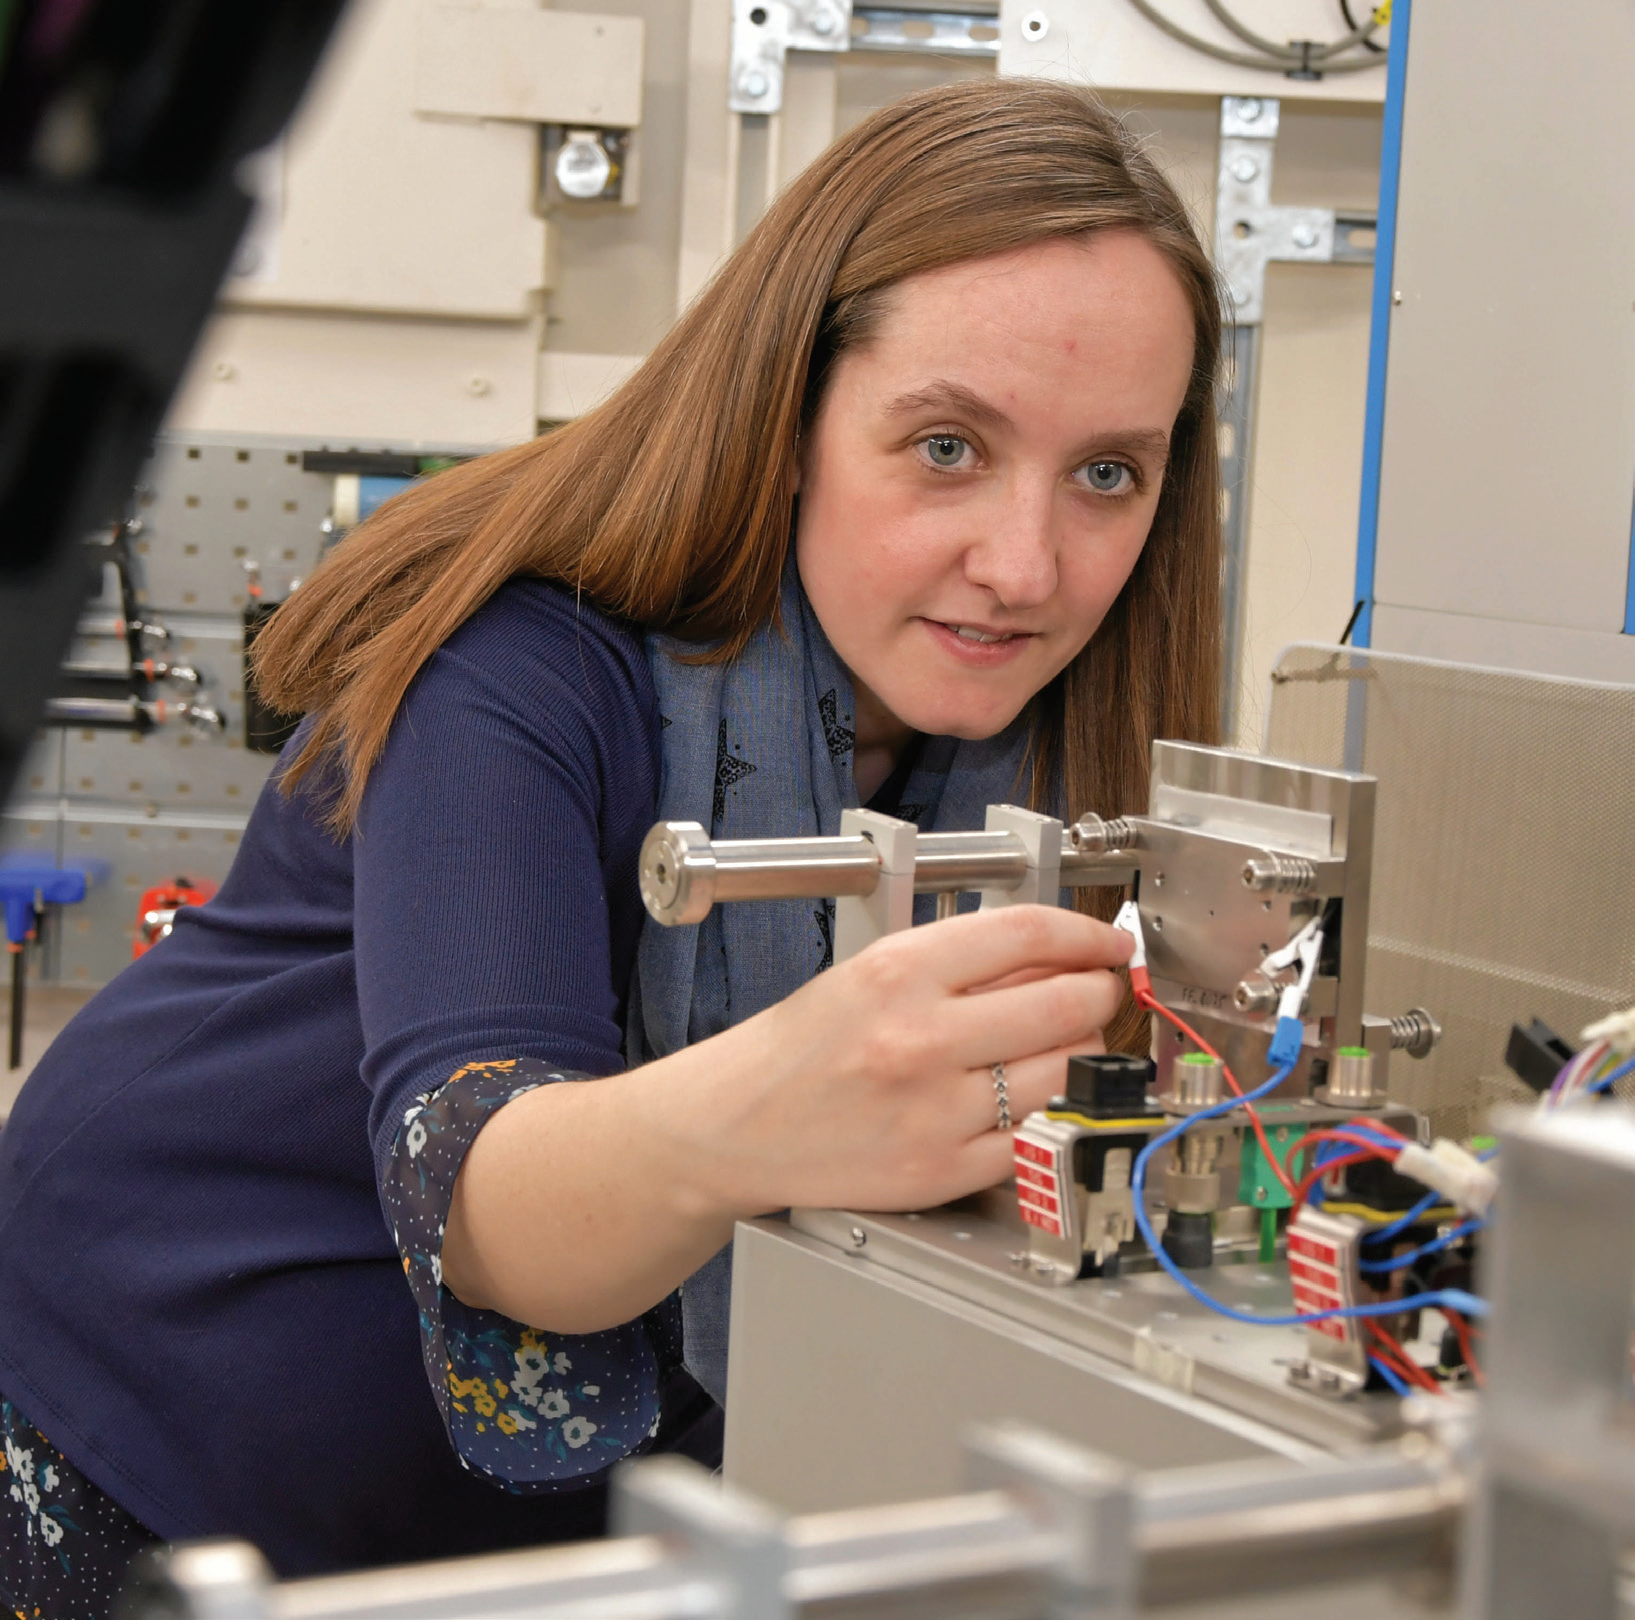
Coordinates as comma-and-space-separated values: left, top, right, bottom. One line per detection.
1338, 600, 1366, 646
1339, 0, 1388, 52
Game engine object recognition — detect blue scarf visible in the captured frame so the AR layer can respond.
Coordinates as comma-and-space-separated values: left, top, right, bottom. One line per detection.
629, 559, 1035, 1402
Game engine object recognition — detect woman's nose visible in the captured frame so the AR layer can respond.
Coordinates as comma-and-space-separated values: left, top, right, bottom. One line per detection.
963, 481, 1059, 608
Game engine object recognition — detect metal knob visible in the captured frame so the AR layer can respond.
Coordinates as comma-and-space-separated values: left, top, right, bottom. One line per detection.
1328, 1045, 1378, 1104
1172, 1052, 1225, 1107
639, 822, 717, 926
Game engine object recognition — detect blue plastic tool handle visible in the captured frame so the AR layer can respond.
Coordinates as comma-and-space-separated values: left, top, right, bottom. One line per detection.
0, 857, 108, 945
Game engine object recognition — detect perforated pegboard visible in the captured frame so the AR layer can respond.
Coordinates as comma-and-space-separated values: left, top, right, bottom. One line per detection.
2, 431, 400, 986
1266, 643, 1635, 1140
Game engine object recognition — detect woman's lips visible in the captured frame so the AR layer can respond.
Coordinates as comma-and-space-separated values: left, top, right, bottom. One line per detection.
921, 618, 1037, 665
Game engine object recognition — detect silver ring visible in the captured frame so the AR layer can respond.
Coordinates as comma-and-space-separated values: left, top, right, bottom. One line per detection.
991, 1062, 1012, 1132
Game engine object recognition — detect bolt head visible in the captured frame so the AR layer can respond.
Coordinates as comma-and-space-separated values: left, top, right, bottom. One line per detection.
849, 1226, 867, 1248
1238, 98, 1263, 122
810, 10, 834, 32
742, 69, 770, 98
1230, 155, 1260, 184
1231, 282, 1253, 308
1254, 1187, 1267, 1203
1291, 222, 1319, 250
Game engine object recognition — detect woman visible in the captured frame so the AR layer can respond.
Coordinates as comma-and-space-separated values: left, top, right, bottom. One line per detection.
0, 76, 1219, 1612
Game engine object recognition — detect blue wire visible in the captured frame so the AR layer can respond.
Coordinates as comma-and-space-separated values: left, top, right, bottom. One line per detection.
1368, 1353, 1413, 1396
1129, 1072, 1491, 1326
1366, 1187, 1443, 1245
1357, 1219, 1483, 1274
1586, 1054, 1635, 1095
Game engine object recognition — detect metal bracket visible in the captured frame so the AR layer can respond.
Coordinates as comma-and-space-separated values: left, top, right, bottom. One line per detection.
1215, 97, 1354, 325
834, 806, 916, 961
965, 1422, 1137, 1620
979, 803, 1063, 910
614, 1455, 791, 1620
730, 0, 852, 114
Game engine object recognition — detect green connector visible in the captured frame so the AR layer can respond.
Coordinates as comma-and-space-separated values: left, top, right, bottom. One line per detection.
1239, 1121, 1307, 1211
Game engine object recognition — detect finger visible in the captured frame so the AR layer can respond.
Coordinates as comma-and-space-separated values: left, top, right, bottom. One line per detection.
909, 904, 1133, 994
938, 967, 1127, 1071
955, 1041, 1109, 1139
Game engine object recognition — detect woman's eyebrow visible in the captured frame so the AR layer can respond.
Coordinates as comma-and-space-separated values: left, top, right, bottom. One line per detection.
1080, 427, 1172, 465
882, 380, 1011, 432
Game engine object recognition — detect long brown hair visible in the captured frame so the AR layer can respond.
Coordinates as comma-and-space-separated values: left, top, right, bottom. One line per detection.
256, 77, 1222, 1049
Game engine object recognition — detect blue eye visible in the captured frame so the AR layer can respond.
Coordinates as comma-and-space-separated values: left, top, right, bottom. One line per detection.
922, 435, 967, 468
1080, 460, 1133, 495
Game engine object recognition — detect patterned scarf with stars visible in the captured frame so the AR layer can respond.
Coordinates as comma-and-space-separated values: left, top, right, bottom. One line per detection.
628, 553, 1040, 1403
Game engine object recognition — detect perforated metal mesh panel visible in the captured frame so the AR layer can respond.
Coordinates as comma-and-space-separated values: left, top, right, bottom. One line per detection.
1266, 644, 1635, 1140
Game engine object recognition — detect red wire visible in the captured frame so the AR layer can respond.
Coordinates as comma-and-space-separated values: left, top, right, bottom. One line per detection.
1367, 1320, 1442, 1394
1137, 991, 1300, 1196
1445, 1310, 1485, 1387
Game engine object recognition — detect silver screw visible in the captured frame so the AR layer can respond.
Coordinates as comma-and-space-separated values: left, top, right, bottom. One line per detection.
1230, 155, 1260, 183
1238, 98, 1263, 122
849, 1226, 867, 1248
1291, 221, 1319, 250
1231, 281, 1253, 307
810, 9, 834, 32
1392, 288, 1404, 305
742, 69, 769, 98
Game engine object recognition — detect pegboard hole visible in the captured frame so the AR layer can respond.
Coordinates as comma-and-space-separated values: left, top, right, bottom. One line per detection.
183, 543, 198, 556
236, 450, 250, 462
185, 495, 199, 508
186, 447, 200, 460
233, 498, 248, 511
283, 501, 298, 514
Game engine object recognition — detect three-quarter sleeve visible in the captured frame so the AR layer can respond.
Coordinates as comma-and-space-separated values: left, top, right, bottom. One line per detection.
350, 585, 670, 1488
379, 1057, 665, 1488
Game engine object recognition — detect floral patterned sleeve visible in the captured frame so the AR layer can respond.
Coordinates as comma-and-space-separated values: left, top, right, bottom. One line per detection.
380, 1058, 672, 1491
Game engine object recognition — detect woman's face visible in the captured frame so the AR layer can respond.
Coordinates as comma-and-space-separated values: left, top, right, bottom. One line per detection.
795, 231, 1196, 747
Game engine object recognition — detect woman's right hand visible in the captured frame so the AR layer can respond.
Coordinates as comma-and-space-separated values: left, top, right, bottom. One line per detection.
444, 903, 1130, 1334
664, 902, 1133, 1218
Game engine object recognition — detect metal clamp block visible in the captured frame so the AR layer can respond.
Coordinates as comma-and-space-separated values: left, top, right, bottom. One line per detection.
614, 1454, 790, 1620
833, 806, 916, 962
964, 1422, 1136, 1620
980, 803, 1063, 910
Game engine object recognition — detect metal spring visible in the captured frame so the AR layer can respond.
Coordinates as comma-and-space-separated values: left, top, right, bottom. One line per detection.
1241, 854, 1318, 895
1389, 1007, 1442, 1059
1071, 814, 1136, 854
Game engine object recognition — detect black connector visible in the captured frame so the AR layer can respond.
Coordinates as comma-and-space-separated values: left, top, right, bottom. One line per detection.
1505, 1018, 1576, 1096
1065, 1053, 1154, 1117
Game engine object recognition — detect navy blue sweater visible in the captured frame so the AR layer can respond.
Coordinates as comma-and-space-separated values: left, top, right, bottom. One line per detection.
0, 582, 666, 1575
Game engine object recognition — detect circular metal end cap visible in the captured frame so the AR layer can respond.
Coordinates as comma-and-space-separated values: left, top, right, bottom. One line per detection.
639, 821, 716, 926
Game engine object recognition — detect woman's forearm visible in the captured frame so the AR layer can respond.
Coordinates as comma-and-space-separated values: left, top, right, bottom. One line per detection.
440, 1043, 754, 1332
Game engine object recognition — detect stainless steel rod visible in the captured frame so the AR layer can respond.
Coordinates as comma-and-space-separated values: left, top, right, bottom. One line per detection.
709, 837, 883, 901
